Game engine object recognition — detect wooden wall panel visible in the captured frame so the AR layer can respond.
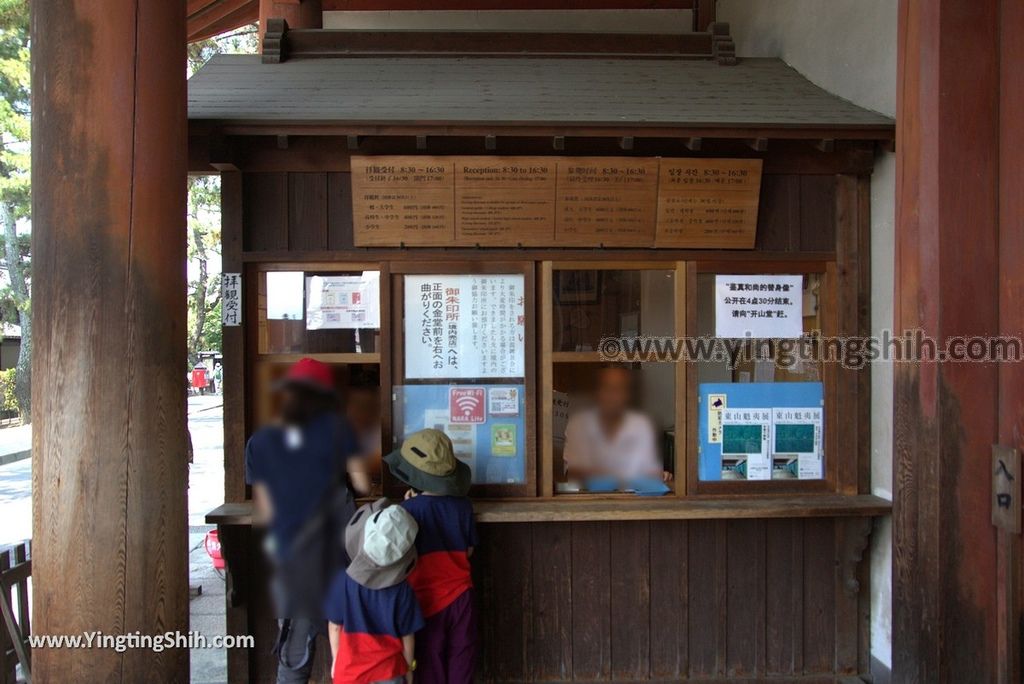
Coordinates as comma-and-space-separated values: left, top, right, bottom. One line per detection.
801, 520, 836, 674
798, 175, 837, 252
243, 172, 288, 251
531, 523, 574, 681
609, 521, 651, 680
754, 175, 800, 252
571, 522, 611, 681
725, 519, 766, 677
327, 172, 355, 250
288, 172, 329, 251
648, 520, 689, 679
686, 520, 727, 678
764, 519, 804, 675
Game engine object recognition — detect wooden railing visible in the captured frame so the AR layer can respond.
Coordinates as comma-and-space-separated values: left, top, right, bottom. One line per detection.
0, 541, 30, 684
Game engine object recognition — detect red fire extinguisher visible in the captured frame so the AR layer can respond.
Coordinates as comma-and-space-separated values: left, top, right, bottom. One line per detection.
204, 529, 225, 570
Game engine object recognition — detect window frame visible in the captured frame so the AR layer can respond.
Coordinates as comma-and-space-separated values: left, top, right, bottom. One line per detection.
388, 260, 538, 499
685, 259, 839, 496
540, 260, 689, 498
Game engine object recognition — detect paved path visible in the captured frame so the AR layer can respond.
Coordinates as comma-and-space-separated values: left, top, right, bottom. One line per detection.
0, 395, 229, 683
0, 422, 30, 466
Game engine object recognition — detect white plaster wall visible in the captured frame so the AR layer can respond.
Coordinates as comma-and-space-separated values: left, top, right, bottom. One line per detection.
718, 0, 896, 673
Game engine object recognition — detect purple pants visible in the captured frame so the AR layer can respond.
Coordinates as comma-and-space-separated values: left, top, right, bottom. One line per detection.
414, 588, 477, 684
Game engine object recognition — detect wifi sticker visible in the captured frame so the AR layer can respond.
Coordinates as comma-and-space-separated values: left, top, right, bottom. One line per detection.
450, 387, 486, 424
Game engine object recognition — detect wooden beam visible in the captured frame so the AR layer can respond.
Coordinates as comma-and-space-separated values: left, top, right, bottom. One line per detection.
323, 1, 696, 9
281, 28, 714, 58
997, 1, 1024, 682
32, 0, 189, 681
188, 0, 259, 43
893, 0, 1001, 681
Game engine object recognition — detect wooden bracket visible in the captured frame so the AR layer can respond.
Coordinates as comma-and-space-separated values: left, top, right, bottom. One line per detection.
262, 18, 288, 64
485, 134, 497, 151
552, 135, 565, 151
816, 138, 836, 153
210, 130, 239, 172
619, 136, 634, 151
709, 22, 737, 65
747, 138, 769, 152
415, 135, 428, 151
685, 137, 703, 151
841, 517, 874, 597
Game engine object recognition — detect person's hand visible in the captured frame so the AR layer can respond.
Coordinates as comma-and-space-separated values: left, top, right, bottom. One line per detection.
662, 470, 674, 482
404, 488, 418, 500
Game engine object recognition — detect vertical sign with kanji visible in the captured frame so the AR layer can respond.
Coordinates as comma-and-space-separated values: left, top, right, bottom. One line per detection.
222, 273, 242, 327
992, 445, 1021, 533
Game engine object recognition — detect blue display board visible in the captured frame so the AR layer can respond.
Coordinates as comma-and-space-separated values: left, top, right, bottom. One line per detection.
394, 384, 527, 485
698, 382, 824, 481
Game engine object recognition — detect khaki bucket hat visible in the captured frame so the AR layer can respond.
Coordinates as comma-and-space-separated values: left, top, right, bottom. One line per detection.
345, 498, 419, 590
383, 429, 472, 497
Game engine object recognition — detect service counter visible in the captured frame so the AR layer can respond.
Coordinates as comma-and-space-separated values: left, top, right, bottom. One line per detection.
189, 23, 895, 680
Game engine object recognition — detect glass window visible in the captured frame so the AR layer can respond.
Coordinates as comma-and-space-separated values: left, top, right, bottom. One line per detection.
552, 269, 675, 352
552, 362, 675, 494
694, 272, 826, 483
260, 270, 381, 354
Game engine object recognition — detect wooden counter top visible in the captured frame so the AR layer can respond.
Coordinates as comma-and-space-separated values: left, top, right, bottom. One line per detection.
207, 494, 890, 526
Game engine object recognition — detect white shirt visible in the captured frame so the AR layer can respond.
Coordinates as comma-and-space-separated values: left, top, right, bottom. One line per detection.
562, 409, 660, 480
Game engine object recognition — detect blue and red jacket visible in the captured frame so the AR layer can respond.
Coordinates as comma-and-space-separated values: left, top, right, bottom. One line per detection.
324, 572, 424, 684
401, 495, 478, 617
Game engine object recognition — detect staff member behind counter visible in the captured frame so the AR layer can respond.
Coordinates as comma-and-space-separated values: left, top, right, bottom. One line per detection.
563, 364, 672, 486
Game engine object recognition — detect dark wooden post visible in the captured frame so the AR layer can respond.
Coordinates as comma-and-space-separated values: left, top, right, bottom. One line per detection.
893, 0, 1010, 681
260, 0, 322, 37
31, 1, 188, 682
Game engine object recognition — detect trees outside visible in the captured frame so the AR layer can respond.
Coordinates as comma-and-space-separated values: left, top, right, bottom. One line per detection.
186, 27, 257, 369
0, 0, 30, 420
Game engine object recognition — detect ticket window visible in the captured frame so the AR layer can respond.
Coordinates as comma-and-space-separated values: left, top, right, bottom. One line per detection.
389, 263, 536, 498
691, 268, 831, 489
545, 263, 684, 496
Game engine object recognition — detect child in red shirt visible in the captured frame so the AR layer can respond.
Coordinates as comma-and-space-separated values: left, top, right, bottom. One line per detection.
325, 499, 424, 684
384, 429, 478, 684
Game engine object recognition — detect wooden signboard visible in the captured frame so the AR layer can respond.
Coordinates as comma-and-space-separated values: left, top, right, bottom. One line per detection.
351, 155, 762, 249
454, 157, 556, 246
555, 157, 659, 246
351, 156, 454, 246
655, 158, 763, 248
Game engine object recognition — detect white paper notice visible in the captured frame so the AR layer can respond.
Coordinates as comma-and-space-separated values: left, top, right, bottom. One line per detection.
222, 273, 242, 327
715, 274, 803, 339
771, 407, 823, 480
306, 272, 380, 330
404, 274, 526, 380
721, 408, 772, 480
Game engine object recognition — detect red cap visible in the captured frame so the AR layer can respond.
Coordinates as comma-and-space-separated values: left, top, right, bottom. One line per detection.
279, 357, 335, 394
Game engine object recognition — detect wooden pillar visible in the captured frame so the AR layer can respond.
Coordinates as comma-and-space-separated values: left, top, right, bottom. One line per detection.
260, 0, 322, 37
893, 0, 1005, 681
31, 1, 188, 682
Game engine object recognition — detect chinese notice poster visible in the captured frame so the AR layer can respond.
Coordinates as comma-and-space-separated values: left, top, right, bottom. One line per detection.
714, 274, 803, 339
404, 274, 526, 379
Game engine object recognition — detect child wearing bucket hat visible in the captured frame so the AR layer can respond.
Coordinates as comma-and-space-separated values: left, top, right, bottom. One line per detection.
384, 430, 479, 684
325, 499, 424, 684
